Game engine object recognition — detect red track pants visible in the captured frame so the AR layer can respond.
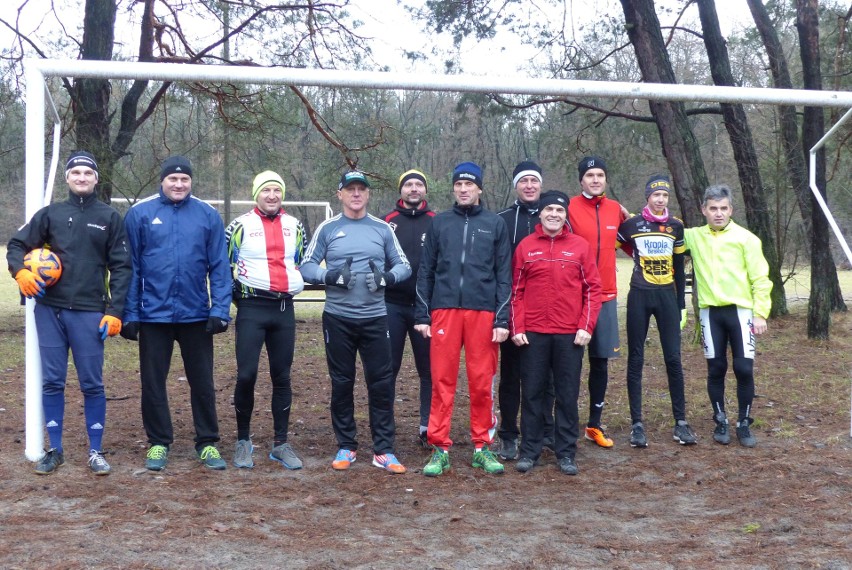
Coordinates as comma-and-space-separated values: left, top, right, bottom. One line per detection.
426, 308, 499, 449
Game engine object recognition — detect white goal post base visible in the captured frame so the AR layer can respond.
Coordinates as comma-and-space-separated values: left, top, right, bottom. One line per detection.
21, 59, 852, 461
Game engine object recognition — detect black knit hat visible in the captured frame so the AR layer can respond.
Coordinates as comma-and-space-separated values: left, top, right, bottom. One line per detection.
578, 156, 607, 181
398, 169, 427, 192
512, 161, 543, 187
65, 151, 98, 179
538, 190, 570, 211
160, 156, 193, 181
645, 174, 671, 199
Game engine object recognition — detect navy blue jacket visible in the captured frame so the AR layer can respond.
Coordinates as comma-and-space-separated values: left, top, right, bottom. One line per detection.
123, 189, 231, 323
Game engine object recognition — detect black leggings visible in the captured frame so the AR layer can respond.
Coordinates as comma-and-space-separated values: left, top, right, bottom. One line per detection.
701, 305, 755, 421
625, 286, 686, 424
233, 298, 296, 444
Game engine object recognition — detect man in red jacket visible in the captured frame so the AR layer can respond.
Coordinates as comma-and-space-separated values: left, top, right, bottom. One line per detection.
568, 156, 627, 448
510, 190, 602, 475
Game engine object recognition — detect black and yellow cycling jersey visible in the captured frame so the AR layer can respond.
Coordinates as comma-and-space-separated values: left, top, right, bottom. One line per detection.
617, 214, 686, 289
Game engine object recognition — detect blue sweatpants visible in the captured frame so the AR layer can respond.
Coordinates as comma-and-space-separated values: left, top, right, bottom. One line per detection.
34, 304, 106, 453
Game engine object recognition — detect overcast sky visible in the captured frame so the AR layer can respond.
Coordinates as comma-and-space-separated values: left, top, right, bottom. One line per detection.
348, 0, 754, 76
0, 0, 753, 77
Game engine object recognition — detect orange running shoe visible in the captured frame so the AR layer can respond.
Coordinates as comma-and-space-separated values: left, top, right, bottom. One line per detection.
585, 426, 614, 448
332, 449, 356, 470
372, 453, 406, 474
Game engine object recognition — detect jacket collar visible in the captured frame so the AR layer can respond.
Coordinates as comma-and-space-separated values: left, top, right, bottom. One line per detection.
535, 223, 570, 240
67, 189, 99, 207
158, 187, 192, 206
513, 198, 539, 215
395, 199, 432, 217
254, 206, 284, 220
453, 202, 482, 216
580, 192, 605, 205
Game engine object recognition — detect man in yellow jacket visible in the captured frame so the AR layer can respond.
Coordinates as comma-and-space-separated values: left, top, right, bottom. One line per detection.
684, 185, 772, 448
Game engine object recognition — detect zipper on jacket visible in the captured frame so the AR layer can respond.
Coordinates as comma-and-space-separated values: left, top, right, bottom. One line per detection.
595, 202, 601, 265
458, 212, 469, 305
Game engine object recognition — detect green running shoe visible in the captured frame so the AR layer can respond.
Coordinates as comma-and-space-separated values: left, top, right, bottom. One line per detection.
145, 445, 168, 471
472, 448, 504, 475
198, 445, 226, 470
422, 449, 450, 477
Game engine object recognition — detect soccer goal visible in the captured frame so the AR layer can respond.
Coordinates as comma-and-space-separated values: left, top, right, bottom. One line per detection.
20, 58, 852, 461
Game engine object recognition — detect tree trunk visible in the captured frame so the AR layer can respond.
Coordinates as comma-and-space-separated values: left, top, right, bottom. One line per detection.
73, 0, 116, 203
697, 0, 787, 316
620, 0, 707, 228
747, 0, 814, 247
797, 0, 835, 339
748, 0, 844, 312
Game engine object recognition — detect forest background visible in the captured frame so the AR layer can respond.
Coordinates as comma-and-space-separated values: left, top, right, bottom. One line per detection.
1, 0, 851, 337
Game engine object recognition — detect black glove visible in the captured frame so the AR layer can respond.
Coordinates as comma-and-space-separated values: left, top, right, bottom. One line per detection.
324, 257, 354, 289
120, 321, 140, 341
206, 316, 229, 334
366, 259, 395, 293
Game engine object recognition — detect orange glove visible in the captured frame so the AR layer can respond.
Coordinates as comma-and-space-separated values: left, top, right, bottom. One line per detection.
15, 268, 45, 299
99, 315, 122, 340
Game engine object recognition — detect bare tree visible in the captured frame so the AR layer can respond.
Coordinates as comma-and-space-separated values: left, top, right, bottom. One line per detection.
797, 0, 836, 339
1, 0, 377, 202
619, 0, 707, 227
747, 0, 846, 319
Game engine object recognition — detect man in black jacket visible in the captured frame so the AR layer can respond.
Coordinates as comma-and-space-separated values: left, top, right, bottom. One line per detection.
415, 161, 512, 477
383, 169, 435, 447
495, 160, 555, 460
7, 150, 131, 476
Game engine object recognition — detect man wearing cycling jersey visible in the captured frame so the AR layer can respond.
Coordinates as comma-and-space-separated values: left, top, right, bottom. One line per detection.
684, 185, 771, 448
226, 170, 307, 469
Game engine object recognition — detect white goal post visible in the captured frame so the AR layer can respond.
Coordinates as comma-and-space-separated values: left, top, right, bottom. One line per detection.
20, 58, 852, 460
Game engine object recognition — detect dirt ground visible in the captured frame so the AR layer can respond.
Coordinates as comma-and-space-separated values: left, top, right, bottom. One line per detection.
1, 307, 851, 569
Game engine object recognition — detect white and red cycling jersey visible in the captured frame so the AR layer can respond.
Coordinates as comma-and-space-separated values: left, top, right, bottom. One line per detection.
226, 207, 306, 299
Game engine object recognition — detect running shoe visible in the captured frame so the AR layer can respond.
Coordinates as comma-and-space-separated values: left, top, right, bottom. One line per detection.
472, 448, 504, 475
422, 449, 450, 477
372, 453, 406, 474
515, 457, 535, 473
630, 422, 648, 448
233, 439, 254, 469
145, 445, 168, 471
713, 412, 731, 445
198, 445, 226, 470
585, 426, 614, 448
332, 449, 356, 470
559, 456, 579, 476
497, 438, 519, 461
270, 442, 303, 470
736, 417, 757, 448
673, 420, 698, 445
